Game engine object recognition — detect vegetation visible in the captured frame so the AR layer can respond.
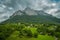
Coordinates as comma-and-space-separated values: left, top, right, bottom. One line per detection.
0, 23, 60, 40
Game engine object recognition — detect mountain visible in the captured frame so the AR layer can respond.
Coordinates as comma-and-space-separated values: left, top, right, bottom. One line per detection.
2, 7, 60, 24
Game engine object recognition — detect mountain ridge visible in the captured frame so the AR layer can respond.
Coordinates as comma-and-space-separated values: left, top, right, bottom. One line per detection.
1, 7, 60, 24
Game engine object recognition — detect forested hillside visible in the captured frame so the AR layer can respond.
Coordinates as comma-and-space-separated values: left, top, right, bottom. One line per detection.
0, 23, 60, 40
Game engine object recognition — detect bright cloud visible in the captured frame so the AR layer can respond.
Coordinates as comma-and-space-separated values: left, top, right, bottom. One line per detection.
45, 9, 58, 14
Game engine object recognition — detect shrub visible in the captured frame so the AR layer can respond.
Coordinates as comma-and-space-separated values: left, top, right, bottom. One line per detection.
34, 32, 38, 38
55, 32, 60, 38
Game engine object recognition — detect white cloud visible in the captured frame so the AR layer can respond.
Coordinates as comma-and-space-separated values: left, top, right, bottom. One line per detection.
45, 8, 58, 14
8, 7, 13, 10
51, 3, 56, 6
2, 5, 6, 8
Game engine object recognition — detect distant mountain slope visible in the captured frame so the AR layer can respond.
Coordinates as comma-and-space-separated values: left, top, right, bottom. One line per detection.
2, 7, 60, 24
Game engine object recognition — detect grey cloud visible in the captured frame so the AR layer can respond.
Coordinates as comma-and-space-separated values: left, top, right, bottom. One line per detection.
0, 0, 60, 22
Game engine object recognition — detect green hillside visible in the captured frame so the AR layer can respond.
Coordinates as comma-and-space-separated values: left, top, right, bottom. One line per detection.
0, 23, 60, 40
2, 15, 60, 25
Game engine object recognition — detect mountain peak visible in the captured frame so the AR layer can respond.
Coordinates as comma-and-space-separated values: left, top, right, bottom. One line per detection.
24, 7, 32, 11
11, 7, 52, 17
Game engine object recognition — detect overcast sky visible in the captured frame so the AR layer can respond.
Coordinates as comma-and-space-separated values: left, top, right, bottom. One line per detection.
0, 0, 60, 22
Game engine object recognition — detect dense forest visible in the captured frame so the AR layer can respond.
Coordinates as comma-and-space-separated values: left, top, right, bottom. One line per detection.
0, 23, 60, 40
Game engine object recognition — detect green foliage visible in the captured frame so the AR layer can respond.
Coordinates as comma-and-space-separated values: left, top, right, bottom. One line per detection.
16, 24, 25, 31
33, 32, 38, 38
0, 23, 60, 40
55, 32, 60, 38
19, 29, 33, 38
0, 25, 14, 40
37, 25, 47, 35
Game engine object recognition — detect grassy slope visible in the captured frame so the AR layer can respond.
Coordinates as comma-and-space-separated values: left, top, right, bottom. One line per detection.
6, 27, 55, 40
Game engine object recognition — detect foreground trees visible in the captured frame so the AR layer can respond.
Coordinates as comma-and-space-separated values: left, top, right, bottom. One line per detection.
0, 23, 60, 40
0, 25, 14, 40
